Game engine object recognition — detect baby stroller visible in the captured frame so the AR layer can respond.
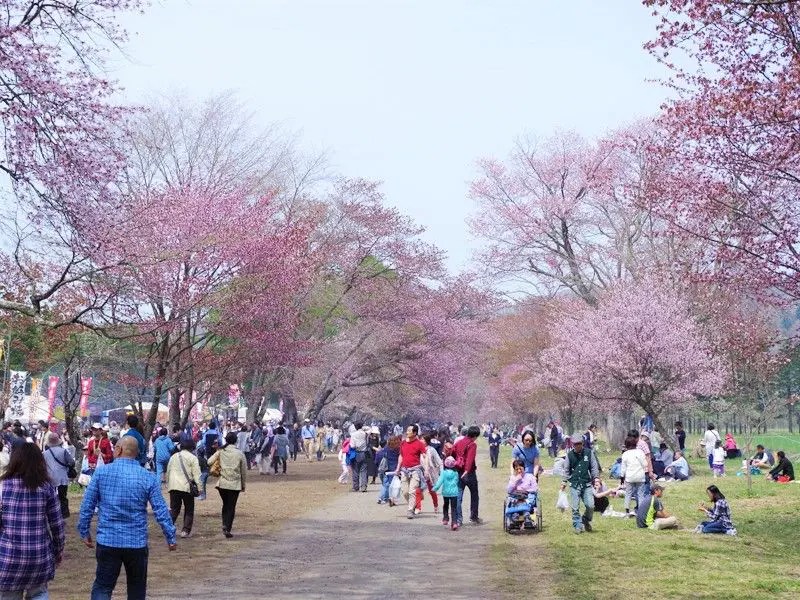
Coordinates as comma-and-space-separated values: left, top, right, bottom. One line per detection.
503, 491, 542, 534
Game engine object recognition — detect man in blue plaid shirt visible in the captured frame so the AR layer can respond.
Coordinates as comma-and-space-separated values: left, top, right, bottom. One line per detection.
78, 436, 177, 600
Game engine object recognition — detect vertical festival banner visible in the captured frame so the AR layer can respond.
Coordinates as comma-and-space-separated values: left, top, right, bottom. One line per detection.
47, 376, 59, 420
79, 376, 93, 418
7, 371, 27, 421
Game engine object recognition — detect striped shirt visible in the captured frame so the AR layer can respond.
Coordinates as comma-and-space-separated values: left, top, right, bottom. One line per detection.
77, 457, 176, 548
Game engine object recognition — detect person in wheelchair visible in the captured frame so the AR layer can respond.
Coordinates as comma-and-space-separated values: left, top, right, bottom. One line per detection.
505, 459, 538, 529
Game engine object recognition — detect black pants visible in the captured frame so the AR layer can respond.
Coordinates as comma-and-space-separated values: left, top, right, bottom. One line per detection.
290, 443, 298, 460
442, 496, 456, 523
57, 484, 70, 518
272, 454, 287, 473
91, 544, 148, 600
489, 446, 499, 468
169, 490, 195, 533
218, 488, 240, 532
457, 471, 480, 522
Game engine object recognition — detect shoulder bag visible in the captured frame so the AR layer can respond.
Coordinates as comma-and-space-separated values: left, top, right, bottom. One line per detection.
209, 449, 223, 478
49, 447, 78, 479
178, 452, 200, 497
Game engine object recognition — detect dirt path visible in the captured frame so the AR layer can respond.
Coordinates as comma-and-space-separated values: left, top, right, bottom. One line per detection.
151, 463, 507, 599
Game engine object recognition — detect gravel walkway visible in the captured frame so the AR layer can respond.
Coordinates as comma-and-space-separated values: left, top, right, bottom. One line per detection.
152, 477, 502, 599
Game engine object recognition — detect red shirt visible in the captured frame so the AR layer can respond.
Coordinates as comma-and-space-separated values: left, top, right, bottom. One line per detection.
399, 438, 427, 469
453, 437, 478, 474
88, 437, 113, 467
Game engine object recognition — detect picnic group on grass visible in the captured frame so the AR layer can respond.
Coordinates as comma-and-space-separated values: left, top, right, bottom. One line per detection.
0, 414, 796, 599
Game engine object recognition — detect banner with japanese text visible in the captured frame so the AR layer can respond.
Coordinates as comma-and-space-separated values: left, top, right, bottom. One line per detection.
7, 371, 27, 421
47, 376, 59, 419
79, 376, 93, 418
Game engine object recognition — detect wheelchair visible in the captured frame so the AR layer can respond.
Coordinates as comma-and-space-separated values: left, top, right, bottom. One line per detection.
502, 491, 542, 534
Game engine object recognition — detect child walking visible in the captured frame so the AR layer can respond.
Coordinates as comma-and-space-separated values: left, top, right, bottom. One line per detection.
712, 440, 726, 478
337, 438, 351, 484
432, 456, 460, 530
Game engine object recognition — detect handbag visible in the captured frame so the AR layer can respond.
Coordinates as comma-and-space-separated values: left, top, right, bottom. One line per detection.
209, 450, 223, 478
48, 447, 78, 479
178, 453, 200, 497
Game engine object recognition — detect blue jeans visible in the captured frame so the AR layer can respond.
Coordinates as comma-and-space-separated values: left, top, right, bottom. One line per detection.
0, 584, 48, 600
380, 473, 395, 501
155, 459, 169, 482
701, 520, 728, 534
91, 544, 148, 600
199, 470, 209, 497
569, 485, 594, 529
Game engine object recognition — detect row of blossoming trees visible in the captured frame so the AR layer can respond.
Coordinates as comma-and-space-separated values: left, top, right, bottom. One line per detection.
472, 1, 800, 446
0, 1, 493, 437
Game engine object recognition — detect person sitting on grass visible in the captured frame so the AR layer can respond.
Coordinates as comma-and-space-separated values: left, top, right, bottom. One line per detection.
695, 484, 736, 536
767, 451, 795, 482
637, 484, 678, 530
750, 445, 774, 470
592, 476, 624, 517
662, 451, 689, 481
724, 433, 741, 459
653, 443, 673, 478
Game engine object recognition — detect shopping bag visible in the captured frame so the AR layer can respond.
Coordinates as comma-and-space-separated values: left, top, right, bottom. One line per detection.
389, 475, 402, 502
556, 490, 570, 512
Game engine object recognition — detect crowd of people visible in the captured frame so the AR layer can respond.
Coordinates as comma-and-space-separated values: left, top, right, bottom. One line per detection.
0, 413, 797, 598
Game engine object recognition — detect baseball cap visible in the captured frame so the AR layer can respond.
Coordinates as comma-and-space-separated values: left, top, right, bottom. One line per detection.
639, 431, 650, 438
571, 434, 584, 444
444, 456, 456, 468
91, 422, 103, 429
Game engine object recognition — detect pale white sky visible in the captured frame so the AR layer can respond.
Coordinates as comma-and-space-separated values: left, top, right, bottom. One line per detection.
112, 0, 667, 272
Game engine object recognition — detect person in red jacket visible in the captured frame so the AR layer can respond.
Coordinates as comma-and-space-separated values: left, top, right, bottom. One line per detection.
86, 423, 113, 471
453, 425, 482, 528
393, 425, 427, 520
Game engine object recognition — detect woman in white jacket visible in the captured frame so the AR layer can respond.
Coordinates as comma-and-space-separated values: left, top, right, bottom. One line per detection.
620, 437, 648, 517
703, 423, 721, 470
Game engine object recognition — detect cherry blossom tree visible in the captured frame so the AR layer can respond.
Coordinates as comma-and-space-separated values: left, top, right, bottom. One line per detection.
0, 0, 144, 323
644, 0, 800, 300
290, 179, 493, 421
539, 278, 728, 447
469, 127, 684, 304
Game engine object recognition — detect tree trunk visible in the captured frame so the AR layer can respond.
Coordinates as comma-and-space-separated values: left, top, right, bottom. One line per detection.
306, 388, 335, 422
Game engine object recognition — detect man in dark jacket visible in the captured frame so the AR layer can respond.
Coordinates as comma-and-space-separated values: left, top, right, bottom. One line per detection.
563, 434, 599, 533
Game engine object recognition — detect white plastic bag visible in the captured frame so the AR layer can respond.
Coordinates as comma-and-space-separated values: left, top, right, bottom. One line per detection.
556, 489, 570, 512
389, 475, 402, 503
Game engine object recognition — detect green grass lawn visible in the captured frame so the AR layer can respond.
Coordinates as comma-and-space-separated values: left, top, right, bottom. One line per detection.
486, 442, 800, 600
